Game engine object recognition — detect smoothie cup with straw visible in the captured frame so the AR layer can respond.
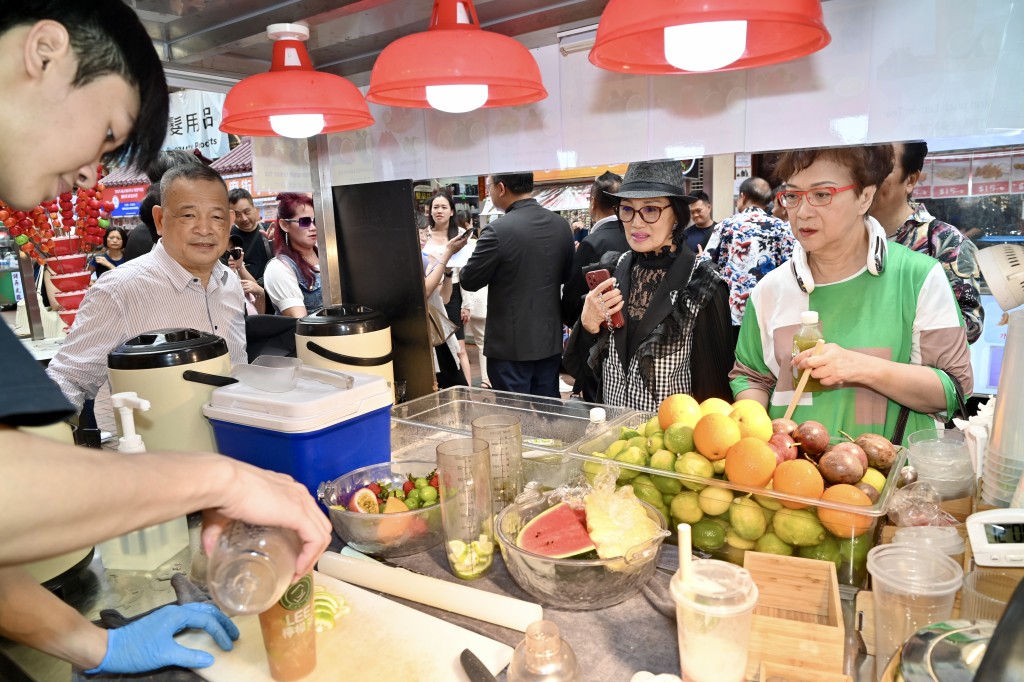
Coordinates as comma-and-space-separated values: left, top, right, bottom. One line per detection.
670, 524, 759, 682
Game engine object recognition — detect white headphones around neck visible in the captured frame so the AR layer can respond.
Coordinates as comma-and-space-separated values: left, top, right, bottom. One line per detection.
790, 215, 888, 294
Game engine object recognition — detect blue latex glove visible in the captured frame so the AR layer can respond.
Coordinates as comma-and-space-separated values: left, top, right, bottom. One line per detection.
85, 602, 240, 674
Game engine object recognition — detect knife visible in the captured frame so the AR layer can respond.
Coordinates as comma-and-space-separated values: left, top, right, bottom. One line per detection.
460, 648, 498, 682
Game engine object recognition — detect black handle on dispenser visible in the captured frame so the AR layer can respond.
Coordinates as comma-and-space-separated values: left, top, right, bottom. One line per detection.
305, 340, 393, 367
182, 370, 238, 387
973, 577, 1024, 678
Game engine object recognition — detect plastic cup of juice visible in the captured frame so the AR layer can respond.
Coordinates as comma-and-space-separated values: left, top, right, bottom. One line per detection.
258, 572, 317, 681
670, 559, 759, 682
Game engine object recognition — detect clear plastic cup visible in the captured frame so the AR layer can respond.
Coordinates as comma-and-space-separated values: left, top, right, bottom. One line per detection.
436, 438, 495, 580
907, 429, 975, 500
892, 526, 965, 568
670, 559, 759, 682
472, 414, 523, 514
867, 544, 962, 679
960, 571, 1017, 622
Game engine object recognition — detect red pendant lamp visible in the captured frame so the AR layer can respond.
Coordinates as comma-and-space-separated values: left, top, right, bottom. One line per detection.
367, 0, 547, 113
221, 24, 374, 138
589, 0, 831, 74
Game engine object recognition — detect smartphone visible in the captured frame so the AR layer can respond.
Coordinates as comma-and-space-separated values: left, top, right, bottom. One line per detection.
584, 269, 625, 329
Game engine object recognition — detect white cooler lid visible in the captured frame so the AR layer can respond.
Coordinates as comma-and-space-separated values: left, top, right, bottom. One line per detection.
202, 366, 391, 433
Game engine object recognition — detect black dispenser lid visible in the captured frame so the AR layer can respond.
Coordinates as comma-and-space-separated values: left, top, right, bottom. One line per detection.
108, 328, 228, 370
296, 305, 389, 336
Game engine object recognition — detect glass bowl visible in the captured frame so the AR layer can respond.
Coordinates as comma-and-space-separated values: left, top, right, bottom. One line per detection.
317, 460, 443, 557
495, 490, 667, 610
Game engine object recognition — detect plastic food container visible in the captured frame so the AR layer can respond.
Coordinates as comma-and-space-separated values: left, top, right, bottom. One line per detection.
317, 461, 443, 557
892, 526, 966, 567
572, 415, 908, 589
203, 367, 392, 499
495, 490, 667, 610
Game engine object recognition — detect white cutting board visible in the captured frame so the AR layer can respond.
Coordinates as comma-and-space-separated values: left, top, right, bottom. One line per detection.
177, 571, 513, 681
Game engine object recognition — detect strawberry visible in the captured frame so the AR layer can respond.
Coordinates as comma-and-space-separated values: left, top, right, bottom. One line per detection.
429, 474, 439, 489
367, 482, 382, 496
402, 480, 416, 494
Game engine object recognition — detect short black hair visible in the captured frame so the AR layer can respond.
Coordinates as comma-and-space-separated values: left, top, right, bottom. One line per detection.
491, 172, 534, 195
139, 185, 160, 240
0, 1, 169, 174
689, 190, 711, 204
739, 177, 773, 206
592, 170, 622, 214
899, 141, 929, 180
159, 163, 227, 200
228, 188, 255, 205
145, 150, 204, 183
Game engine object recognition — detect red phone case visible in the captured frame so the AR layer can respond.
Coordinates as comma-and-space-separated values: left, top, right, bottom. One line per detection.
585, 269, 625, 329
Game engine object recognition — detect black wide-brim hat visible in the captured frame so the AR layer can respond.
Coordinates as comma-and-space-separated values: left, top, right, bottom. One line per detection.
607, 160, 695, 201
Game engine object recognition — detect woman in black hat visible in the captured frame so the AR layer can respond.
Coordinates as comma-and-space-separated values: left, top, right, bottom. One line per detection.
564, 160, 734, 410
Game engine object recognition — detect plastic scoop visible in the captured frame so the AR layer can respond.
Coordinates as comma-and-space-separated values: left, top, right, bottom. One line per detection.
230, 356, 302, 392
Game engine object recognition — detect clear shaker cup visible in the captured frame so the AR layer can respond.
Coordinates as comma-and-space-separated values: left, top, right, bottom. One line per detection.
206, 522, 300, 615
437, 438, 495, 580
472, 414, 523, 514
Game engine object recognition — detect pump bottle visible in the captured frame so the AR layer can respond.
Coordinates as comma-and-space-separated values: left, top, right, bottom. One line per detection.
508, 620, 582, 682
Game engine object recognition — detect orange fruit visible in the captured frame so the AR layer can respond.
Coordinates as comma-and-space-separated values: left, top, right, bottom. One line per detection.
817, 484, 874, 538
771, 460, 825, 509
658, 394, 702, 431
723, 437, 777, 488
692, 413, 742, 461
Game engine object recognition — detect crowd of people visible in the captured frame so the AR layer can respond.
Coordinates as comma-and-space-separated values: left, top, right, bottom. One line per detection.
0, 0, 986, 676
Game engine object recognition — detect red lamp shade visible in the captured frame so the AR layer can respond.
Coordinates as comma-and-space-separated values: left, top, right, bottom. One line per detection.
366, 0, 547, 111
590, 0, 831, 74
221, 24, 374, 137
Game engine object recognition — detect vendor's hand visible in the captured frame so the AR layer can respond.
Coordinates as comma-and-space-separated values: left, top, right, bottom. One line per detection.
86, 603, 239, 674
792, 342, 861, 387
444, 230, 470, 257
460, 308, 471, 324
581, 276, 623, 335
201, 460, 332, 579
240, 279, 263, 298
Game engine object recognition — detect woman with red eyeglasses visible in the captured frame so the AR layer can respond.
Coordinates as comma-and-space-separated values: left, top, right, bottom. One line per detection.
264, 192, 322, 317
731, 145, 972, 442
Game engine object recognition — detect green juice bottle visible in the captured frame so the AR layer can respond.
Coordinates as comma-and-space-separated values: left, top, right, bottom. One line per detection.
792, 310, 825, 393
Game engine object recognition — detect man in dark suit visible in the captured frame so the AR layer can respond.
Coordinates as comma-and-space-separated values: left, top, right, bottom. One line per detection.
461, 172, 574, 397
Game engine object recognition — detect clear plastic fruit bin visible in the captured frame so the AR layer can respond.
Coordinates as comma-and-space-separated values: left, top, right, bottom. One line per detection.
495, 490, 667, 610
570, 416, 909, 588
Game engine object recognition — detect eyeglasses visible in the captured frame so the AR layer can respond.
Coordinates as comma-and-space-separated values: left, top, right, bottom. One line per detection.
282, 216, 315, 228
776, 185, 856, 208
615, 204, 671, 224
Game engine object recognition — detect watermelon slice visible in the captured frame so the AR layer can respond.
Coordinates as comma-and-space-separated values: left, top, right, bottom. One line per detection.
516, 502, 596, 558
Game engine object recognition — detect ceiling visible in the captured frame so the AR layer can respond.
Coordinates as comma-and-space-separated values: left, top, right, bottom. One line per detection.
130, 0, 611, 89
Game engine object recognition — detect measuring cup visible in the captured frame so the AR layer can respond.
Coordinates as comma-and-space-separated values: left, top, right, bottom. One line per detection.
436, 438, 495, 580
471, 414, 523, 515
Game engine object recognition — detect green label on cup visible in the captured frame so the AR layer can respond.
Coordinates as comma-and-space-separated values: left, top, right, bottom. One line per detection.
280, 574, 312, 610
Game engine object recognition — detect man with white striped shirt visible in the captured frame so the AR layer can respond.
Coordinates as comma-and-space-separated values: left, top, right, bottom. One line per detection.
47, 163, 246, 410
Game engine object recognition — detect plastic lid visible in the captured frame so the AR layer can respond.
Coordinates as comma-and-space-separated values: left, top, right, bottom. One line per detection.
296, 305, 390, 337
670, 559, 759, 616
800, 310, 819, 325
892, 525, 965, 556
108, 328, 228, 370
589, 407, 606, 423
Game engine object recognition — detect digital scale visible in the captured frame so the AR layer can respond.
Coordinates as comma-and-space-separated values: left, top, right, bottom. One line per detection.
966, 509, 1024, 567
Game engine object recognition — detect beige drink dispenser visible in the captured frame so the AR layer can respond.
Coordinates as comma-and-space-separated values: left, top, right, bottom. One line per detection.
296, 305, 396, 401
107, 328, 230, 453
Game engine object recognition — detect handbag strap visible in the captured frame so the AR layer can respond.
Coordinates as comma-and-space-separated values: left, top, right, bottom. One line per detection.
891, 372, 968, 446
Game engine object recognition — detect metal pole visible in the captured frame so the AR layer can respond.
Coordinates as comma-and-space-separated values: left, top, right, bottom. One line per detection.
308, 135, 342, 306
17, 252, 45, 340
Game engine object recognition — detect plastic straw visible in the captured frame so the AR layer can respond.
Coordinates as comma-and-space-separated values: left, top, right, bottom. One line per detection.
678, 523, 692, 584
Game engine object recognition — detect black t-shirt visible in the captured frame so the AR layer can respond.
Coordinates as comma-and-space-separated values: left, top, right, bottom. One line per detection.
231, 225, 273, 281
683, 222, 716, 254
0, 326, 75, 426
124, 223, 155, 261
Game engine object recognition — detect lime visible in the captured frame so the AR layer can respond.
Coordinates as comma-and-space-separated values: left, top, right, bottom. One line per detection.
646, 433, 665, 455
645, 415, 662, 438
670, 491, 704, 524
798, 535, 842, 569
692, 519, 726, 551
614, 446, 647, 481
698, 486, 734, 516
631, 475, 665, 509
712, 458, 726, 475
773, 508, 827, 547
448, 539, 467, 558
726, 529, 756, 550
754, 532, 794, 556
649, 449, 676, 471
752, 489, 784, 511
652, 474, 682, 496
663, 423, 696, 455
729, 497, 769, 541
626, 436, 648, 452
635, 422, 647, 437
605, 440, 629, 458
674, 451, 714, 491
620, 428, 641, 441
836, 534, 873, 568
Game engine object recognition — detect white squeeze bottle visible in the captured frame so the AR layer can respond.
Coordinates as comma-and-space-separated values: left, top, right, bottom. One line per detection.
508, 620, 582, 682
98, 392, 190, 571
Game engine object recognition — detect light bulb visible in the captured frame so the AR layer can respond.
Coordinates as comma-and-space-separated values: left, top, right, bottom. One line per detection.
269, 114, 325, 138
425, 84, 488, 113
664, 21, 747, 72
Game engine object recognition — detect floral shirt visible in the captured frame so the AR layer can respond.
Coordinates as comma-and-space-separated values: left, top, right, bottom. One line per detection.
704, 206, 794, 325
891, 201, 983, 344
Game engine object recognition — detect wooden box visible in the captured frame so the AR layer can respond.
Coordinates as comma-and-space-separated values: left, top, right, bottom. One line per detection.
743, 552, 845, 680
758, 661, 852, 682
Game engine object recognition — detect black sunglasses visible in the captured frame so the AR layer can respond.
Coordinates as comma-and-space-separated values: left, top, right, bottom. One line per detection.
223, 247, 243, 261
283, 216, 315, 228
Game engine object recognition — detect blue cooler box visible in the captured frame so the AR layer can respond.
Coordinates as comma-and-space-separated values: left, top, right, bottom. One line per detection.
203, 366, 392, 500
